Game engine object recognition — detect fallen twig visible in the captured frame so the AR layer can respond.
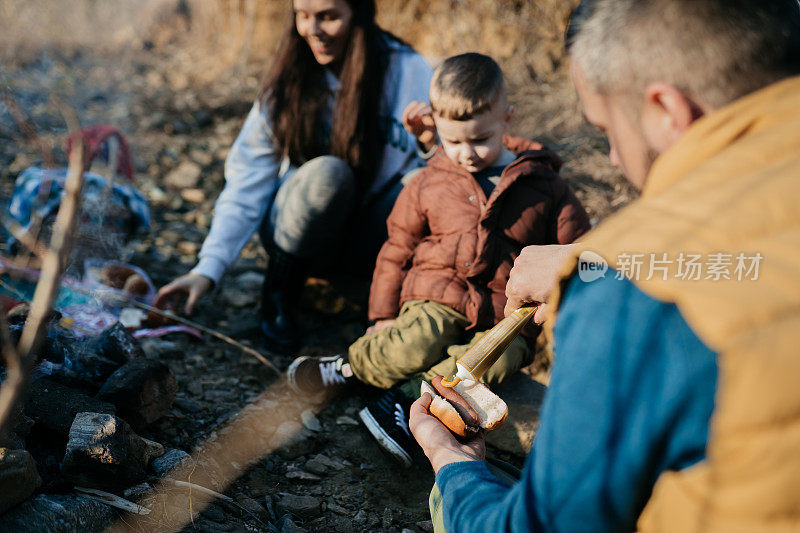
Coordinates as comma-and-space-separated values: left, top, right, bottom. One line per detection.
166, 479, 233, 502
74, 487, 151, 515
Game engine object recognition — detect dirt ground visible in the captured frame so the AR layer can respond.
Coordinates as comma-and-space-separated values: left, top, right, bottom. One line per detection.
0, 4, 635, 531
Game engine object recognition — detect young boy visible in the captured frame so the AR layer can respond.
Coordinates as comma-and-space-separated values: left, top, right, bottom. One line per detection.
287, 53, 590, 465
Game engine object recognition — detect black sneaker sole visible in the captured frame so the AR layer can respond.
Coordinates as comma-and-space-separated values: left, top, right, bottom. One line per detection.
358, 407, 412, 468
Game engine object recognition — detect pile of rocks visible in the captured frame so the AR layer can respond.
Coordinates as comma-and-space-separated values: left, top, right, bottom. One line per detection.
0, 309, 178, 530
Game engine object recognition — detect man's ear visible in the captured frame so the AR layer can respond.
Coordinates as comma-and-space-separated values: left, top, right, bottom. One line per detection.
641, 82, 705, 152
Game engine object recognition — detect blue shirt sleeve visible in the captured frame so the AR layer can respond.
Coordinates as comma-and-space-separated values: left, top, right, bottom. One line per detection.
436, 272, 718, 532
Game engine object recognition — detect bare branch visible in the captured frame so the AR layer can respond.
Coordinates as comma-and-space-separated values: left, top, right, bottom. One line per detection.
0, 102, 85, 435
0, 302, 21, 437
0, 215, 47, 259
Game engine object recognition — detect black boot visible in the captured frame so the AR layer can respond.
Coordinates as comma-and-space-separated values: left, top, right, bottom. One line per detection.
260, 243, 308, 354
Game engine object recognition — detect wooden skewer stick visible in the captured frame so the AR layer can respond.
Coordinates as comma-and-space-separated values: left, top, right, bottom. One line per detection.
129, 299, 279, 374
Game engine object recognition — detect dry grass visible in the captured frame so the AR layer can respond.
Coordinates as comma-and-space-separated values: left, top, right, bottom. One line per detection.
0, 0, 172, 62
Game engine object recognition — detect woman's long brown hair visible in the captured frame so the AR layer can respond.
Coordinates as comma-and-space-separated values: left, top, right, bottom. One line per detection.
260, 0, 389, 192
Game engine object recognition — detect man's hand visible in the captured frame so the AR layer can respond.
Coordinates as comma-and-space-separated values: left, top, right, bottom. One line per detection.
153, 273, 213, 315
409, 393, 485, 474
365, 318, 396, 335
402, 101, 437, 153
505, 244, 578, 324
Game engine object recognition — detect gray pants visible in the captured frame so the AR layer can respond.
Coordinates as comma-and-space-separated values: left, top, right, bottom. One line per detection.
260, 155, 420, 276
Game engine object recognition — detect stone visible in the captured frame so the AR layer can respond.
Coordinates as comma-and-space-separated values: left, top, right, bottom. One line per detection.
335, 415, 359, 426
151, 448, 192, 477
276, 422, 315, 460
186, 380, 204, 396
0, 449, 41, 514
309, 453, 347, 470
263, 494, 278, 521
164, 160, 202, 189
0, 431, 25, 450
26, 378, 116, 435
141, 437, 166, 461
416, 519, 435, 532
300, 410, 322, 432
123, 482, 152, 500
236, 495, 270, 523
93, 322, 146, 363
177, 240, 199, 256
180, 188, 205, 204
382, 507, 393, 528
200, 503, 226, 521
486, 372, 547, 456
327, 502, 349, 515
0, 493, 116, 532
173, 397, 203, 413
189, 147, 214, 166
353, 509, 368, 524
61, 412, 151, 489
303, 457, 328, 475
285, 469, 321, 482
96, 357, 178, 430
278, 514, 308, 533
233, 271, 264, 291
277, 494, 322, 520
0, 404, 31, 449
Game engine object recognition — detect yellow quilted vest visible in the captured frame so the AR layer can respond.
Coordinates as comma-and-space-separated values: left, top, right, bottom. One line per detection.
547, 76, 800, 532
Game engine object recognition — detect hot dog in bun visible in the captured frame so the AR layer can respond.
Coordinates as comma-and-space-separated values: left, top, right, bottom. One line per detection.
421, 375, 508, 438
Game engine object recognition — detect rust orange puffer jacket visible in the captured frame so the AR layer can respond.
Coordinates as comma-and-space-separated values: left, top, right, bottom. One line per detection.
368, 136, 591, 329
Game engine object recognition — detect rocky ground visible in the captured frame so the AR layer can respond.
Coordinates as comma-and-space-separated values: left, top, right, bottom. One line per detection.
0, 38, 626, 532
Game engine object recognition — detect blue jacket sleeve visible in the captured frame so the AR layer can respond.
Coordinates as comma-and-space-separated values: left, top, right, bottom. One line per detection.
436, 272, 718, 532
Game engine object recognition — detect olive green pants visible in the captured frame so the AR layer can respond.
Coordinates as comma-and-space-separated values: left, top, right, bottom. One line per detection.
348, 300, 531, 396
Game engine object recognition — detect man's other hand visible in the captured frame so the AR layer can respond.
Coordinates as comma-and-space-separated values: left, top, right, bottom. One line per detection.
505, 244, 577, 323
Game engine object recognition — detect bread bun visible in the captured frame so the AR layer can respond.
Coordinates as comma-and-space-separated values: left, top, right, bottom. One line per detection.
421, 376, 508, 437
422, 381, 478, 438
452, 379, 508, 431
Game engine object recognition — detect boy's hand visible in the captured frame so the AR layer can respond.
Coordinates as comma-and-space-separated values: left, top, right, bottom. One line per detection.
366, 318, 396, 335
402, 101, 437, 152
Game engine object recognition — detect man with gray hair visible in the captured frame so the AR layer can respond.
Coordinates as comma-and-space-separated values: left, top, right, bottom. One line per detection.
410, 0, 800, 531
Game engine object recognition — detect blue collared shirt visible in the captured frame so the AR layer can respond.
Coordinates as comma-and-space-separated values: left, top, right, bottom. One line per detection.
436, 272, 717, 532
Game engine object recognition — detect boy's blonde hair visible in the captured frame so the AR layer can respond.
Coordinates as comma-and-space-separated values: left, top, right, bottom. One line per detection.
430, 53, 506, 120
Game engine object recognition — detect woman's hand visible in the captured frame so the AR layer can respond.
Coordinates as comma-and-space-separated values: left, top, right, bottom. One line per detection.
409, 393, 485, 474
365, 318, 396, 335
153, 273, 213, 315
402, 101, 437, 153
505, 244, 578, 324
